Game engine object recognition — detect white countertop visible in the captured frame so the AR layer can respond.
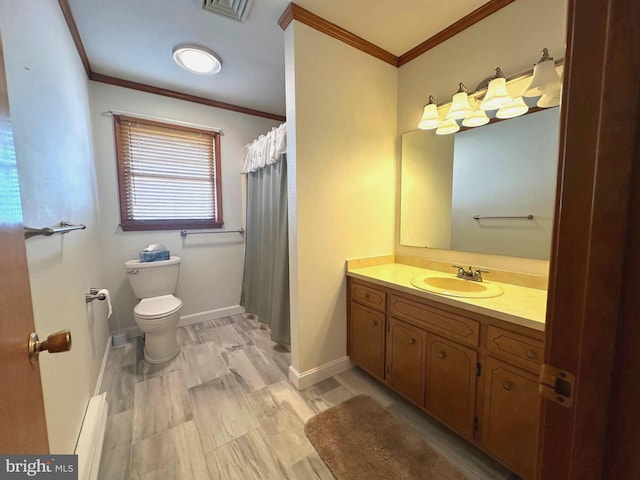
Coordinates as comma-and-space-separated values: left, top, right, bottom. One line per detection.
347, 263, 547, 331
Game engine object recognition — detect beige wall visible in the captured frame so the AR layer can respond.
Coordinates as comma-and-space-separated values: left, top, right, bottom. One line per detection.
285, 22, 397, 374
1, 0, 109, 452
396, 0, 567, 276
89, 82, 280, 333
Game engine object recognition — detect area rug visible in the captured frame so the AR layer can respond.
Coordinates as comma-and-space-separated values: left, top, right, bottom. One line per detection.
304, 394, 469, 480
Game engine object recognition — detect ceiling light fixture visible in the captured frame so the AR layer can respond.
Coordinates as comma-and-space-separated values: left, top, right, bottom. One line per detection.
172, 44, 222, 75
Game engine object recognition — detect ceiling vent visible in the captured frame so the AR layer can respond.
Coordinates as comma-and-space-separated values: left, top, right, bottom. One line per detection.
202, 0, 254, 23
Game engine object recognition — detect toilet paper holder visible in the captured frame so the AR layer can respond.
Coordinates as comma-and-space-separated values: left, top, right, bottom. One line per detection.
85, 288, 107, 303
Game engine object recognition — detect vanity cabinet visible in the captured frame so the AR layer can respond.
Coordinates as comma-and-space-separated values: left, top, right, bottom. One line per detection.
482, 326, 543, 479
425, 334, 478, 439
347, 276, 544, 480
386, 317, 427, 405
349, 302, 386, 379
482, 357, 540, 479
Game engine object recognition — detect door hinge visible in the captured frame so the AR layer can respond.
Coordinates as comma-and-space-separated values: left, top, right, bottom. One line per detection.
539, 363, 575, 408
473, 416, 479, 432
476, 362, 481, 377
386, 365, 390, 375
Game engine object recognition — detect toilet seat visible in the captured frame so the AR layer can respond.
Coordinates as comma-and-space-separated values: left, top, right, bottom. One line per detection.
134, 294, 182, 320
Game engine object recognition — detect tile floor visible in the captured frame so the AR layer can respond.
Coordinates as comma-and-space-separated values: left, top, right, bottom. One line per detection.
98, 313, 519, 479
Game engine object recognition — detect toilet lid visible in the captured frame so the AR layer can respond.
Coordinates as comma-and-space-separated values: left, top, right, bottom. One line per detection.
134, 295, 182, 320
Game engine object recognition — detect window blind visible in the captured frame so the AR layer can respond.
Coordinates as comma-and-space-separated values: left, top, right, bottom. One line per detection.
114, 115, 223, 231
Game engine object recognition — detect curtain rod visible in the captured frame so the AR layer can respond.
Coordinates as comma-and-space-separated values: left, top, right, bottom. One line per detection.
103, 109, 224, 134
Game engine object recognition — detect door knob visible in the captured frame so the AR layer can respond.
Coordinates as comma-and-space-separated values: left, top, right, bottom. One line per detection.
28, 329, 72, 364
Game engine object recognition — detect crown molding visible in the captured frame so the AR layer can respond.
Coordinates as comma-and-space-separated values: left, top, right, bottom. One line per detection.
279, 1, 516, 68
57, 0, 285, 122
278, 3, 398, 67
397, 0, 517, 66
58, 0, 91, 77
90, 72, 285, 121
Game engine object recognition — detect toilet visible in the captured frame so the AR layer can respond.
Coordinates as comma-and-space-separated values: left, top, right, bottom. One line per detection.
124, 256, 183, 364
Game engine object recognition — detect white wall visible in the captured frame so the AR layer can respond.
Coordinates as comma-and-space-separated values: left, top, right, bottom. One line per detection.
285, 22, 397, 376
396, 0, 567, 276
0, 0, 109, 453
89, 82, 280, 333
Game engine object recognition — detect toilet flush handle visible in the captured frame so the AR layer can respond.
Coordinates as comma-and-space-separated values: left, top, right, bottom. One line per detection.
127, 269, 139, 275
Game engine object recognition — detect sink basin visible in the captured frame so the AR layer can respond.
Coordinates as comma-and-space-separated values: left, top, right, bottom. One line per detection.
410, 274, 503, 298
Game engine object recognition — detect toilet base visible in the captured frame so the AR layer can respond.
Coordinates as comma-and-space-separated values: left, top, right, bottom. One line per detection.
142, 331, 180, 364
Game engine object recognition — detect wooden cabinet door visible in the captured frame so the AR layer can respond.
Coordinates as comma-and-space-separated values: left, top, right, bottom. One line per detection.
386, 318, 427, 406
425, 334, 478, 439
349, 303, 386, 379
482, 357, 540, 479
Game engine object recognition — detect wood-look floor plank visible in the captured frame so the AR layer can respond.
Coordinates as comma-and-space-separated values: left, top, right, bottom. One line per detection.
222, 345, 284, 392
205, 428, 290, 480
132, 370, 192, 442
99, 409, 133, 480
99, 313, 519, 480
189, 373, 260, 453
131, 420, 210, 480
181, 342, 230, 389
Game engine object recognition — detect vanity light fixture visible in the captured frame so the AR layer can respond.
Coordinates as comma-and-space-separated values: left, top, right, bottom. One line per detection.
436, 118, 460, 136
480, 68, 512, 111
462, 97, 490, 127
537, 88, 562, 108
418, 95, 442, 130
172, 44, 222, 75
496, 96, 529, 119
417, 48, 563, 132
524, 48, 562, 97
446, 83, 473, 120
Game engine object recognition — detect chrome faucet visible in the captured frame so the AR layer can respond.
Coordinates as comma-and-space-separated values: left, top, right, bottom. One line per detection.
452, 265, 489, 282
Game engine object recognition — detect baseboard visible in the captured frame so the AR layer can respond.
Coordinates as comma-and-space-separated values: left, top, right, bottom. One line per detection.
93, 335, 112, 397
288, 356, 353, 390
112, 305, 246, 339
178, 305, 245, 327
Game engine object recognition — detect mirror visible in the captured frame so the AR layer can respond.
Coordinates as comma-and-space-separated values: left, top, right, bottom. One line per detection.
400, 108, 560, 260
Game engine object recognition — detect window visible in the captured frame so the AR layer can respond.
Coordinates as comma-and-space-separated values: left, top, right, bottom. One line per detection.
113, 115, 222, 231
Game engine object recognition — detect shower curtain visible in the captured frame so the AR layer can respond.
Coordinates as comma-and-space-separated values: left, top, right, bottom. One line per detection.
240, 124, 290, 345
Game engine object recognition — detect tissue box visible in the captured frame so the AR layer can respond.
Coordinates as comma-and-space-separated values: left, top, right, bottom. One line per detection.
139, 249, 170, 262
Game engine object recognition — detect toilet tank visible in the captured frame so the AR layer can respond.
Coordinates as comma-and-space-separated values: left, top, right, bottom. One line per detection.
124, 256, 181, 299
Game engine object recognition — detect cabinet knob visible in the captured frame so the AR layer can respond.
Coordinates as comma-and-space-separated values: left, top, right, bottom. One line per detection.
370, 320, 377, 327
503, 381, 513, 391
526, 349, 537, 359
408, 338, 415, 345
437, 351, 446, 359
364, 293, 370, 299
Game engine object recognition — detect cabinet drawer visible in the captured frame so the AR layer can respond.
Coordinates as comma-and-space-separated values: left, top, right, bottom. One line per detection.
486, 326, 543, 370
350, 282, 386, 311
389, 295, 480, 347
